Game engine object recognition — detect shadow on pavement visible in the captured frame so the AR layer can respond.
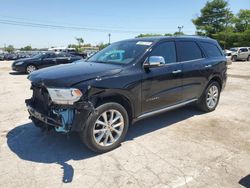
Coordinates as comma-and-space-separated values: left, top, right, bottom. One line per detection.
239, 174, 250, 188
7, 105, 201, 183
9, 72, 27, 76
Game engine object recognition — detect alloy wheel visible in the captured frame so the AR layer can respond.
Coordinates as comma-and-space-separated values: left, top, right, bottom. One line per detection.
26, 65, 36, 74
93, 109, 124, 147
206, 85, 219, 109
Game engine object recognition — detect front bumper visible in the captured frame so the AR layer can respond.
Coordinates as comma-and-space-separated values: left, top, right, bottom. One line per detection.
12, 64, 26, 72
27, 103, 62, 127
25, 98, 94, 132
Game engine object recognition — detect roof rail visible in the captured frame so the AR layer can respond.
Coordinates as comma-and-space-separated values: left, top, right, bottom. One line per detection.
174, 35, 211, 39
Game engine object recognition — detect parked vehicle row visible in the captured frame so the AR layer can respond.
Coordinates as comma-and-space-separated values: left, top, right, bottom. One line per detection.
0, 52, 35, 61
25, 36, 227, 153
12, 52, 83, 74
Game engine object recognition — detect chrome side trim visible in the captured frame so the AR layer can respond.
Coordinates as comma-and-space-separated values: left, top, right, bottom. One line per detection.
137, 99, 197, 119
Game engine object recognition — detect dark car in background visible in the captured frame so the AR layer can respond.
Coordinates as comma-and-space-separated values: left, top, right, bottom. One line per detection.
12, 52, 82, 74
26, 36, 227, 153
4, 53, 18, 60
69, 51, 87, 59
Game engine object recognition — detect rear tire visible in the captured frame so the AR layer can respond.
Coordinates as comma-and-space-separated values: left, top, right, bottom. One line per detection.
197, 81, 221, 112
79, 102, 129, 153
247, 55, 250, 61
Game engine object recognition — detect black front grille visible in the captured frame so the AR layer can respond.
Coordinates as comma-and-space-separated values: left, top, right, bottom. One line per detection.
31, 83, 51, 114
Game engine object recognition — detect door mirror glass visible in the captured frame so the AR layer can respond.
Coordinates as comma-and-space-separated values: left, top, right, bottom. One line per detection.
144, 56, 165, 69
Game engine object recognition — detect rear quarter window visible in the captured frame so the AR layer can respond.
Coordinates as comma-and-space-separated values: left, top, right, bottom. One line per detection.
200, 42, 223, 58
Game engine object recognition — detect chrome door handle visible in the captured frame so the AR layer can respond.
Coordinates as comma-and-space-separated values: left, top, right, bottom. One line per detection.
205, 65, 212, 68
172, 70, 182, 74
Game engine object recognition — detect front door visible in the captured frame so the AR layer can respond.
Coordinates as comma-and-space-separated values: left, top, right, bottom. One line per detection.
141, 41, 183, 114
41, 53, 57, 68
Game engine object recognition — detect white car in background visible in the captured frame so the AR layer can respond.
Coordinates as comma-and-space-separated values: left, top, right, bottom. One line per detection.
230, 47, 250, 62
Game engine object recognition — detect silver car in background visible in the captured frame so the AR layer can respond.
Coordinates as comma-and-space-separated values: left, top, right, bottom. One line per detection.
230, 47, 250, 61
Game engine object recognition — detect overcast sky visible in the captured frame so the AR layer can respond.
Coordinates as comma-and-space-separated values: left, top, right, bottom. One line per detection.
0, 0, 249, 48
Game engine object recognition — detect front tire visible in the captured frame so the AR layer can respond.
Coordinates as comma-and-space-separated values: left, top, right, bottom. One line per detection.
197, 81, 221, 112
80, 102, 129, 153
232, 55, 237, 62
247, 55, 250, 61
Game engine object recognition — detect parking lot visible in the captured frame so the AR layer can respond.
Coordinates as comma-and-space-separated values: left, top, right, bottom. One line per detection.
0, 61, 250, 187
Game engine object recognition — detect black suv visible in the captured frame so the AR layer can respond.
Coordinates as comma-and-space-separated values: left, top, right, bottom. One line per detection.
26, 36, 227, 153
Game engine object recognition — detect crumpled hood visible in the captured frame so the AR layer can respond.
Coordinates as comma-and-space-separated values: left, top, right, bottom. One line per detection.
28, 61, 122, 87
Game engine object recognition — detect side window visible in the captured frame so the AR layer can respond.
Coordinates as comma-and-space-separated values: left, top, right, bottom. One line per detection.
176, 41, 203, 61
200, 42, 222, 58
56, 53, 67, 57
47, 53, 56, 58
150, 42, 176, 64
240, 48, 248, 52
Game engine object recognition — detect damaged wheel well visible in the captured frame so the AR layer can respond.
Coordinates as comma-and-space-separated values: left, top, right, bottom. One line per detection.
94, 94, 133, 124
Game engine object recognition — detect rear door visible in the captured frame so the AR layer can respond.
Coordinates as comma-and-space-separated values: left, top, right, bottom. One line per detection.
141, 41, 183, 113
176, 40, 207, 101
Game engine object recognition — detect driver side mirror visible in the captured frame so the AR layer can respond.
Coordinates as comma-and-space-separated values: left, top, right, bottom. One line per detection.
144, 56, 165, 69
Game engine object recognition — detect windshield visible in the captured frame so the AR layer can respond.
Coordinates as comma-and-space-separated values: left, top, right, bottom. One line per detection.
32, 53, 45, 58
87, 41, 152, 64
230, 48, 238, 52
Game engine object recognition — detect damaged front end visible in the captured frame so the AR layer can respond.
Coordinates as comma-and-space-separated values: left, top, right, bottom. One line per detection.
25, 83, 95, 133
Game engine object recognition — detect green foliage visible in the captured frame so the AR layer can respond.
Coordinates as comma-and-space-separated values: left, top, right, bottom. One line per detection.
234, 9, 250, 32
173, 32, 184, 36
68, 37, 87, 52
135, 33, 175, 38
20, 45, 32, 51
5, 45, 15, 53
98, 43, 109, 50
75, 37, 84, 46
192, 0, 233, 37
135, 33, 162, 38
68, 44, 81, 52
193, 0, 250, 49
164, 33, 173, 36
212, 29, 250, 48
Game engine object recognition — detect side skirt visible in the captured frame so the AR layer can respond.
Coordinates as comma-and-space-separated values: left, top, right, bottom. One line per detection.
134, 98, 198, 122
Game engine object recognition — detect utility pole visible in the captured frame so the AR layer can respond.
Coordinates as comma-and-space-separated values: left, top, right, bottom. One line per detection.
108, 33, 111, 44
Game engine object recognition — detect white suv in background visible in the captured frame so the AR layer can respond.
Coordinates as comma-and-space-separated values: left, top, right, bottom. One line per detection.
230, 47, 250, 61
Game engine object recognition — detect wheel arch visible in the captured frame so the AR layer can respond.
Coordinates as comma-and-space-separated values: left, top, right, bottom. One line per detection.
93, 93, 134, 124
208, 75, 222, 90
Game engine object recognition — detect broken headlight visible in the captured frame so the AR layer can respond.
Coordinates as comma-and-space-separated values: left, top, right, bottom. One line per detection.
47, 88, 82, 105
